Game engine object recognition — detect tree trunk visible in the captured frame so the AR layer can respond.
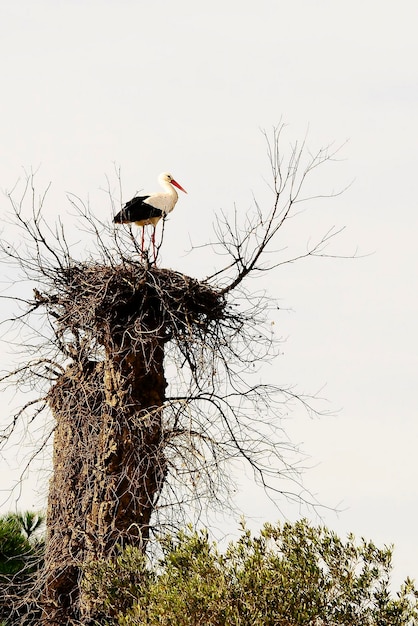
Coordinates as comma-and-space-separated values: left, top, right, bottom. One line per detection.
42, 333, 167, 624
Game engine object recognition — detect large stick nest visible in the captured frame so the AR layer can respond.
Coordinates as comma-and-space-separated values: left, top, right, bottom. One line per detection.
34, 263, 228, 356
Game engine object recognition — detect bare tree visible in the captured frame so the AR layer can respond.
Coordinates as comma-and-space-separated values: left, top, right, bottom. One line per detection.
0, 125, 348, 624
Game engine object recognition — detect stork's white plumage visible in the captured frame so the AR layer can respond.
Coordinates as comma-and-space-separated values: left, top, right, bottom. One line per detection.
113, 172, 187, 260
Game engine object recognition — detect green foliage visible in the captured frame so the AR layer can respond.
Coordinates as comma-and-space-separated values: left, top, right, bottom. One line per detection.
123, 529, 234, 626
0, 511, 44, 577
7, 511, 45, 541
0, 511, 45, 625
82, 520, 418, 626
0, 515, 33, 576
82, 545, 153, 621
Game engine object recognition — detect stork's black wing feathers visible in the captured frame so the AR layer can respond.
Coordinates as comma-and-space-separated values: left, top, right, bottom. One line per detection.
123, 195, 150, 209
113, 195, 163, 224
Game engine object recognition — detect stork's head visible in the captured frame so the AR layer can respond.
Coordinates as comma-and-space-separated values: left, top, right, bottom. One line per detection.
159, 172, 187, 194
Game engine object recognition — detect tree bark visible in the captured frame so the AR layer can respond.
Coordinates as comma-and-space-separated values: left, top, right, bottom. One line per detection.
42, 333, 167, 624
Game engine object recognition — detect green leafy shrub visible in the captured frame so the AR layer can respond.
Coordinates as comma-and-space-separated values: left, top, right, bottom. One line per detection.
82, 520, 418, 626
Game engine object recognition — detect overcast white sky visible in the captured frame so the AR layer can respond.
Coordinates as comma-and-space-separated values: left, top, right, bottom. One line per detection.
1, 0, 417, 588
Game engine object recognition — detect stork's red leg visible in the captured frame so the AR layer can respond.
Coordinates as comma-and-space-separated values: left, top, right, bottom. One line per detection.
152, 227, 156, 262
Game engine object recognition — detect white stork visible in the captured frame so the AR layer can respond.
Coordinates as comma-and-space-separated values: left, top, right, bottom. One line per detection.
113, 172, 187, 260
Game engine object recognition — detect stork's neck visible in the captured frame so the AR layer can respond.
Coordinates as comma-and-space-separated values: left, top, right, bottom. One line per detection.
160, 179, 178, 200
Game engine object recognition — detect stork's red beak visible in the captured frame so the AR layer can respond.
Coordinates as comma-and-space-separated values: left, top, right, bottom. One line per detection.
171, 178, 187, 194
